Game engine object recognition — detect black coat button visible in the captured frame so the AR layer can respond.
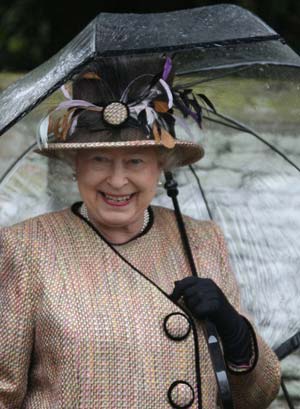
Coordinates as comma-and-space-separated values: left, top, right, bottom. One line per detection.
168, 380, 195, 408
163, 312, 191, 341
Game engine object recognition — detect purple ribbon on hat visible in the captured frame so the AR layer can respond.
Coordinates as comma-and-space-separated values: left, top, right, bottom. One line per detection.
162, 57, 172, 81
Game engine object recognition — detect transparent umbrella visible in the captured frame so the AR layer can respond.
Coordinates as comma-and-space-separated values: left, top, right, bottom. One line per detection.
1, 5, 300, 407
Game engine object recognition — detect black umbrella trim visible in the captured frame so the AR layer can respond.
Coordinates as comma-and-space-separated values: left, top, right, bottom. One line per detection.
0, 142, 37, 186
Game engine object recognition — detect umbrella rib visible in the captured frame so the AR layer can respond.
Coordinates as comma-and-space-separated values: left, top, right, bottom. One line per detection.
0, 142, 37, 187
188, 165, 213, 220
202, 115, 245, 132
174, 66, 252, 88
203, 108, 300, 173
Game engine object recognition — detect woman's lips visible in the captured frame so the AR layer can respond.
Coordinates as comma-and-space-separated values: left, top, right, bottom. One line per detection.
99, 192, 135, 207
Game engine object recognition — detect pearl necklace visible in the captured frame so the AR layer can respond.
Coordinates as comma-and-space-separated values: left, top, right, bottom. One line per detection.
79, 203, 150, 234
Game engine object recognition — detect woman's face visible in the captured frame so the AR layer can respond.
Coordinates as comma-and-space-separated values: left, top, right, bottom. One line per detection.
75, 147, 162, 231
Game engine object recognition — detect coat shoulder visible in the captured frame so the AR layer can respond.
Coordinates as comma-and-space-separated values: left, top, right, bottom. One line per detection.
0, 208, 76, 286
1, 208, 71, 234
0, 208, 73, 253
152, 205, 222, 245
152, 205, 217, 233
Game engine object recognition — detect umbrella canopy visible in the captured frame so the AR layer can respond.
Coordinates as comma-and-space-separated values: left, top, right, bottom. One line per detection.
1, 3, 300, 136
1, 6, 300, 404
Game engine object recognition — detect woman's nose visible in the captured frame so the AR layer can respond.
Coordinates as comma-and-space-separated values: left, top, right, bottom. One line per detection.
106, 163, 128, 189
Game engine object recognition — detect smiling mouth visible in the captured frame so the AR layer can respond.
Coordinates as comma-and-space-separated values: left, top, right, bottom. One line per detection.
99, 192, 135, 206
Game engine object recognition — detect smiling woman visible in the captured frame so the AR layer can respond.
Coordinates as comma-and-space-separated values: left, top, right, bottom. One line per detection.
75, 147, 162, 243
0, 54, 280, 409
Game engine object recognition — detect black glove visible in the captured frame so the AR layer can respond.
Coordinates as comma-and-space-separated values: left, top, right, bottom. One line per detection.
171, 276, 252, 365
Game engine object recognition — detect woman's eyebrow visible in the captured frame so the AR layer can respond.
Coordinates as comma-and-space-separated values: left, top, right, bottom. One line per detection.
127, 150, 147, 156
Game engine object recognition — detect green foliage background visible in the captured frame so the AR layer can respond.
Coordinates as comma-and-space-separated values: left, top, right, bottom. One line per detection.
1, 0, 300, 71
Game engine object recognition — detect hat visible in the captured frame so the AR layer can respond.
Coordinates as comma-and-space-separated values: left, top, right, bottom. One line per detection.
37, 55, 204, 167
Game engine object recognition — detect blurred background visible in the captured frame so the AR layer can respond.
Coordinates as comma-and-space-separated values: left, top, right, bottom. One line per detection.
0, 0, 300, 72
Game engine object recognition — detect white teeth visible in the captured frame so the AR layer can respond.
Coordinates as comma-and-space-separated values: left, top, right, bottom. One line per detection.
104, 193, 132, 202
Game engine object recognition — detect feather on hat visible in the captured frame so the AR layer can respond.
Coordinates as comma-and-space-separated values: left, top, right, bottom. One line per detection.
37, 55, 205, 167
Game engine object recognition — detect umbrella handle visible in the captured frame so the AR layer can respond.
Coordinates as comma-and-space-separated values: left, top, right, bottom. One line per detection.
164, 171, 234, 409
204, 320, 235, 409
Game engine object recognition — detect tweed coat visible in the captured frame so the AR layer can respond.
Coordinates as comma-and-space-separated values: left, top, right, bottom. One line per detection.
0, 205, 281, 409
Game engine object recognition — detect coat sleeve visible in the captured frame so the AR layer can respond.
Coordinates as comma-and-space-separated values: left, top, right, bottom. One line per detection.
211, 223, 281, 409
0, 226, 38, 407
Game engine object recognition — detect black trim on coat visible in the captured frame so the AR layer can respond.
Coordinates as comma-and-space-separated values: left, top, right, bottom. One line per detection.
73, 201, 153, 245
71, 202, 203, 409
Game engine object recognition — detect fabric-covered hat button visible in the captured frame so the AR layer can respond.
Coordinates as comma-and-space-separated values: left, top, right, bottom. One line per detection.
103, 102, 129, 126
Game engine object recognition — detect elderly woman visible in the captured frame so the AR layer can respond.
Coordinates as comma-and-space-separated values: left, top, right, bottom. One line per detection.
0, 55, 280, 408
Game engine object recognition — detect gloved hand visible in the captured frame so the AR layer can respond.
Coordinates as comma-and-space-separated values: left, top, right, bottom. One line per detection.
171, 276, 252, 365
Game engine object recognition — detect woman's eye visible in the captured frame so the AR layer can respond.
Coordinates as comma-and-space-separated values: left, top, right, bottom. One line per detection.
129, 158, 143, 165
93, 156, 108, 162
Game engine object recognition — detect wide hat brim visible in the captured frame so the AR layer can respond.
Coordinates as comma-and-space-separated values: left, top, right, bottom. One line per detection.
36, 139, 204, 167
